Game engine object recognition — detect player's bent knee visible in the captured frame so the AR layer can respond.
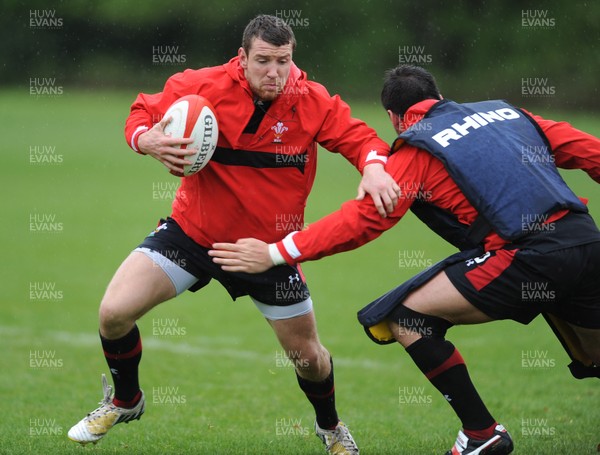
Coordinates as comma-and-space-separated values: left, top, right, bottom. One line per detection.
98, 301, 136, 338
278, 335, 328, 372
293, 346, 331, 380
295, 346, 325, 370
388, 304, 453, 340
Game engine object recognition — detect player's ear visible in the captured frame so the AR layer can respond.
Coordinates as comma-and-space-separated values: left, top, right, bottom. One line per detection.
238, 47, 248, 69
387, 110, 402, 133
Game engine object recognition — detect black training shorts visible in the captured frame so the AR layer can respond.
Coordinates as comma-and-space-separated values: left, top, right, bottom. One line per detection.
445, 212, 600, 328
137, 217, 310, 306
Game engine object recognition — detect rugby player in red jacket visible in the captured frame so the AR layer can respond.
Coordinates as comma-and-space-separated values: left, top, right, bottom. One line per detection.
68, 15, 400, 454
210, 65, 600, 455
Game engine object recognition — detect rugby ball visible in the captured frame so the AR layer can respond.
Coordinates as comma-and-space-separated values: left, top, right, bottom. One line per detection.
163, 94, 219, 176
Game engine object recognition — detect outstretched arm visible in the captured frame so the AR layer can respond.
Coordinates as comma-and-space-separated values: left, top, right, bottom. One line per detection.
209, 193, 406, 273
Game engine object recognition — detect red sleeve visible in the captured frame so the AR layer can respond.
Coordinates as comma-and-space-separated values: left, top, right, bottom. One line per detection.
124, 69, 204, 154
275, 148, 428, 264
311, 85, 390, 172
275, 198, 406, 264
526, 110, 600, 183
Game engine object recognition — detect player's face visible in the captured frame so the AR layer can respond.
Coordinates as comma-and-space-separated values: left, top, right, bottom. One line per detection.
238, 38, 293, 101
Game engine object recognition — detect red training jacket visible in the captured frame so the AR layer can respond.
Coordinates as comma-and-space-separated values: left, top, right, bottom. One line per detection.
274, 99, 600, 263
125, 57, 389, 246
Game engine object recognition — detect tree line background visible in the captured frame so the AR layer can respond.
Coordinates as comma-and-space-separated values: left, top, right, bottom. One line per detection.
3, 0, 599, 111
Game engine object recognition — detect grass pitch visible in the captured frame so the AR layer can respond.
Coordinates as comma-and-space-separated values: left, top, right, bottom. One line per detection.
1, 90, 599, 454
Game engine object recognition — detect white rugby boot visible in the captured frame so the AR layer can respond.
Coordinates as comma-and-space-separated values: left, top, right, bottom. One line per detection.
315, 421, 359, 454
68, 374, 145, 445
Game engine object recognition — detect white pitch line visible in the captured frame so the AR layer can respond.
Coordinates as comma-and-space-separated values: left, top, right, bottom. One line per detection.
1, 325, 391, 370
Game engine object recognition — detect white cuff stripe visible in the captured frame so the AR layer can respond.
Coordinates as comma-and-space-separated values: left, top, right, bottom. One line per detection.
365, 150, 388, 164
282, 232, 301, 259
268, 243, 286, 266
130, 126, 149, 152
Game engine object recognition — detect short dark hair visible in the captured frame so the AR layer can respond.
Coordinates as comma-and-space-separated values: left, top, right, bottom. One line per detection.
381, 65, 441, 117
242, 15, 296, 54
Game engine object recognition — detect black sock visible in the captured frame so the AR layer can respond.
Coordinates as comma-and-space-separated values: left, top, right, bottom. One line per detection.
100, 325, 142, 407
296, 356, 339, 429
406, 337, 496, 433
